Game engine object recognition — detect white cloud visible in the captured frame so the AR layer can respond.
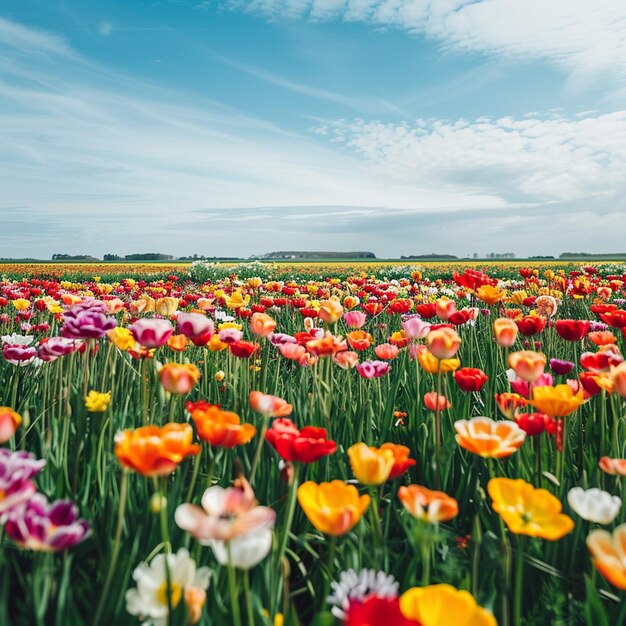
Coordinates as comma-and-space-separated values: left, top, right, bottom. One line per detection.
0, 16, 73, 57
226, 0, 626, 90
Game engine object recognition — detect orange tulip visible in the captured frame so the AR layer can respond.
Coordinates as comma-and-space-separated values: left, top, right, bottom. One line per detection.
249, 391, 293, 417
476, 285, 506, 305
158, 363, 201, 395
189, 403, 256, 448
318, 299, 344, 324
115, 423, 200, 476
249, 313, 277, 337
587, 524, 626, 589
489, 478, 573, 540
374, 343, 399, 360
493, 318, 518, 348
527, 385, 584, 417
508, 350, 546, 382
423, 392, 451, 412
455, 417, 525, 458
0, 407, 21, 443
347, 330, 373, 351
381, 443, 416, 479
398, 485, 458, 522
297, 480, 370, 536
435, 298, 456, 320
167, 334, 189, 352
611, 362, 626, 397
599, 456, 626, 476
426, 327, 461, 360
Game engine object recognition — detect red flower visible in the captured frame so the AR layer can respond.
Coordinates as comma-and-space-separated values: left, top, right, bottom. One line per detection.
453, 367, 489, 392
265, 418, 336, 463
515, 315, 546, 336
555, 319, 590, 341
345, 596, 416, 626
580, 351, 622, 372
388, 299, 413, 315
514, 412, 554, 436
363, 301, 385, 316
591, 304, 617, 316
452, 269, 495, 291
415, 303, 437, 319
228, 341, 258, 359
448, 309, 472, 326
601, 310, 626, 328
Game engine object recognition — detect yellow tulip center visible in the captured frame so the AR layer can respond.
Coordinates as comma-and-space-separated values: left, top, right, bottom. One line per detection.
157, 581, 183, 607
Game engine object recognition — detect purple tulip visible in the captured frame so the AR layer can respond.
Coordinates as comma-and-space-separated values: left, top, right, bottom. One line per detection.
4, 494, 90, 552
549, 358, 575, 376
61, 300, 117, 340
129, 318, 174, 348
38, 337, 80, 362
2, 343, 37, 363
0, 449, 46, 519
589, 321, 609, 333
268, 332, 297, 346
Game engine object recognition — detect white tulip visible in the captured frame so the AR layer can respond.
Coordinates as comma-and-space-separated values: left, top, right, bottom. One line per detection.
210, 527, 273, 570
567, 487, 621, 524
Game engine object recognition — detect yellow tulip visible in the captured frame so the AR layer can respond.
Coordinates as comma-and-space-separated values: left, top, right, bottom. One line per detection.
85, 390, 111, 413
155, 297, 179, 316
527, 385, 584, 417
400, 584, 496, 626
347, 443, 395, 485
416, 345, 460, 374
297, 480, 370, 536
224, 290, 250, 310
107, 327, 137, 351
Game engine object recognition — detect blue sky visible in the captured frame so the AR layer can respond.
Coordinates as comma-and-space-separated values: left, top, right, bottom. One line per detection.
1, 0, 626, 259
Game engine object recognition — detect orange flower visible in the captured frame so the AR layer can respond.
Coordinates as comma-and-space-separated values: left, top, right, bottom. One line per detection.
249, 391, 293, 417
435, 297, 456, 320
318, 299, 344, 324
389, 330, 410, 349
249, 312, 277, 337
476, 285, 506, 305
348, 443, 395, 485
426, 327, 461, 360
587, 524, 626, 589
589, 331, 617, 346
416, 345, 460, 374
611, 362, 626, 397
347, 330, 373, 351
508, 350, 546, 382
297, 480, 370, 536
306, 332, 346, 356
599, 456, 626, 476
380, 443, 416, 479
423, 392, 451, 412
0, 407, 21, 443
167, 334, 189, 352
493, 318, 518, 348
398, 485, 458, 522
455, 417, 525, 458
495, 392, 527, 419
527, 385, 584, 417
115, 423, 200, 476
189, 402, 256, 448
489, 478, 573, 540
158, 363, 201, 395
374, 343, 399, 360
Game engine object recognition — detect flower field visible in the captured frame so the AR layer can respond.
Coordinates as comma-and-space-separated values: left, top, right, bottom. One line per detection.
2, 261, 626, 625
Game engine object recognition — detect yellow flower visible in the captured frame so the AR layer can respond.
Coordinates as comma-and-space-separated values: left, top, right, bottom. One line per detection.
488, 478, 574, 540
218, 322, 242, 331
224, 290, 250, 309
416, 345, 460, 374
475, 285, 506, 305
528, 384, 584, 417
155, 297, 179, 316
85, 390, 111, 413
318, 299, 344, 324
297, 481, 370, 536
11, 299, 30, 311
107, 327, 137, 351
347, 443, 395, 485
587, 524, 626, 589
400, 584, 496, 626
208, 335, 228, 352
509, 290, 528, 305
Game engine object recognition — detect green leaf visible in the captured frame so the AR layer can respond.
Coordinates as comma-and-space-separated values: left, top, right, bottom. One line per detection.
583, 575, 609, 626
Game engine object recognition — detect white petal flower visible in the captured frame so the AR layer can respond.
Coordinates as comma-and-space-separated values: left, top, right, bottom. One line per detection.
568, 487, 621, 524
210, 527, 273, 570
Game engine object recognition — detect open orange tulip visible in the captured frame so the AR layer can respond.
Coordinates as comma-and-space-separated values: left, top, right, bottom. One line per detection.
527, 385, 584, 417
508, 350, 546, 382
488, 478, 574, 540
399, 584, 496, 626
398, 485, 458, 523
476, 285, 506, 306
454, 417, 525, 458
587, 524, 626, 589
115, 423, 200, 476
297, 480, 370, 536
189, 403, 256, 448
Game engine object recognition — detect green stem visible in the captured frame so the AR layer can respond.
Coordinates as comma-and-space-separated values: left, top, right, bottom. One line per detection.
227, 544, 243, 626
159, 479, 173, 626
243, 569, 254, 626
514, 537, 524, 626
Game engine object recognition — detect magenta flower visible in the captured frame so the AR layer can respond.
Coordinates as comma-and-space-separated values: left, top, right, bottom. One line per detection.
129, 319, 174, 348
268, 332, 297, 346
176, 312, 214, 340
549, 358, 575, 376
510, 372, 554, 398
0, 449, 46, 519
38, 337, 80, 362
61, 300, 117, 339
2, 343, 37, 364
4, 494, 90, 552
218, 328, 244, 344
356, 360, 390, 379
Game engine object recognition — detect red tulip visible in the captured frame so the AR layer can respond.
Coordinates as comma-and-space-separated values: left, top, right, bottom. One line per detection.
265, 419, 336, 463
453, 367, 489, 392
555, 319, 590, 341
